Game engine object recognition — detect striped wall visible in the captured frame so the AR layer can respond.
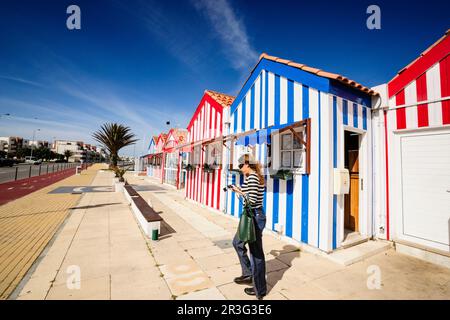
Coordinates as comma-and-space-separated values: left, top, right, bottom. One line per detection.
384, 51, 450, 242
146, 139, 156, 177
150, 137, 166, 181
185, 93, 224, 211
387, 57, 450, 130
225, 69, 371, 252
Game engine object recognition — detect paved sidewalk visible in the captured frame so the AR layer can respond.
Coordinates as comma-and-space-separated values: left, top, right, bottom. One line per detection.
16, 172, 450, 300
127, 175, 450, 300
0, 164, 101, 299
17, 169, 171, 300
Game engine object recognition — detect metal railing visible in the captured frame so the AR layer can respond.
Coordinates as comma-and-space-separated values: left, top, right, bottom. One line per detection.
0, 162, 84, 184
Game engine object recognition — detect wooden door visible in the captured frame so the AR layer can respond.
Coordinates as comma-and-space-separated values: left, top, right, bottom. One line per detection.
344, 150, 359, 231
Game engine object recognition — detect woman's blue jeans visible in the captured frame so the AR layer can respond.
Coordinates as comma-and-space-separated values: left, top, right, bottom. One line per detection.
232, 207, 267, 297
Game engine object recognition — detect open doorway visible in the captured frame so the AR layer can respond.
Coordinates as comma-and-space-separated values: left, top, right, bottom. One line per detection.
343, 130, 360, 244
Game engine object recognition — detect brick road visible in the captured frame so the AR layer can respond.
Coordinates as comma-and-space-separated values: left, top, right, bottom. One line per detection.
0, 164, 103, 299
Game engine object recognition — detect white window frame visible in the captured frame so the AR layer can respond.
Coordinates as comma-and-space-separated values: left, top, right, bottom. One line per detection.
279, 129, 305, 172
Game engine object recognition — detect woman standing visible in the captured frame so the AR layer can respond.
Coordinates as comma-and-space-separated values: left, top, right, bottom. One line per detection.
231, 154, 267, 299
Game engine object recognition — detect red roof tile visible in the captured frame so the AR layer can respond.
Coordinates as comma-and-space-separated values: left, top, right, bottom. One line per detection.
205, 90, 235, 108
258, 53, 378, 96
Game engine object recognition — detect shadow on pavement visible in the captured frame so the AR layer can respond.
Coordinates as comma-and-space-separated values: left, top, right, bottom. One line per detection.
265, 245, 301, 294
70, 202, 122, 210
158, 220, 177, 240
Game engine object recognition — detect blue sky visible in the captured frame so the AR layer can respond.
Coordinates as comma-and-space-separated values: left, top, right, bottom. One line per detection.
0, 0, 448, 156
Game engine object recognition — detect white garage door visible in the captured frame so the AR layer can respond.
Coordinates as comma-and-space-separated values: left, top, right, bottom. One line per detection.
400, 131, 450, 250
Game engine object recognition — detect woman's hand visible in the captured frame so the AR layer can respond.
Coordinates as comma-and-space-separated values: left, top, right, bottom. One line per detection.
231, 185, 242, 194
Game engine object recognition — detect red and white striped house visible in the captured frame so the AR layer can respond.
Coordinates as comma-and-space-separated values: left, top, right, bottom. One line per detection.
162, 128, 188, 189
150, 133, 167, 182
184, 90, 235, 211
375, 30, 450, 256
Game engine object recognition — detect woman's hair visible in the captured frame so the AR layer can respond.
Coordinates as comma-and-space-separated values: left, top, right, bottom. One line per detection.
242, 154, 265, 185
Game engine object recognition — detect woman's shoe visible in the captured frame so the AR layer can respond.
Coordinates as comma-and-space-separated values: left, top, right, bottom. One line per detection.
244, 287, 266, 299
244, 287, 256, 296
234, 275, 252, 285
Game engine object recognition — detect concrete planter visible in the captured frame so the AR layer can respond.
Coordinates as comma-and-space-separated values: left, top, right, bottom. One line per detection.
115, 181, 125, 193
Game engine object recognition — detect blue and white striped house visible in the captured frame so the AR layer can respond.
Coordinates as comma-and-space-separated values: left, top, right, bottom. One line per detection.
145, 135, 158, 177
223, 53, 379, 252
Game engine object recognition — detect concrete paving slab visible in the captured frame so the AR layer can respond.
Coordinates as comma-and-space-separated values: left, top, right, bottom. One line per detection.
326, 240, 391, 266
177, 287, 226, 300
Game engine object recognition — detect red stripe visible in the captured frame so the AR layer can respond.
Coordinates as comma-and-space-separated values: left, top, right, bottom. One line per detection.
416, 73, 429, 127
209, 103, 213, 139
396, 89, 406, 129
388, 34, 450, 98
216, 168, 221, 210
186, 170, 190, 199
206, 172, 210, 207
190, 170, 194, 200
210, 170, 215, 209
440, 56, 450, 124
384, 110, 390, 241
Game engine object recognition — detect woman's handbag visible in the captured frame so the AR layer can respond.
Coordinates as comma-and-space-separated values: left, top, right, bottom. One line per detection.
237, 199, 256, 243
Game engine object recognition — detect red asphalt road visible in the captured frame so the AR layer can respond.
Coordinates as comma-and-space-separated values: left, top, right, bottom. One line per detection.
0, 168, 77, 205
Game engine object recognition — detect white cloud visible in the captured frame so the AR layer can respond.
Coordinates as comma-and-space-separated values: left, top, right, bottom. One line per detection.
0, 75, 44, 88
192, 0, 259, 71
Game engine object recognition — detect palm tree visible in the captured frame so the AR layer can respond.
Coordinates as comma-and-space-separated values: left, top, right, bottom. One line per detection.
92, 123, 138, 168
64, 150, 73, 162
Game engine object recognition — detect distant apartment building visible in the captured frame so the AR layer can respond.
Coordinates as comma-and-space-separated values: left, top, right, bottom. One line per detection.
0, 136, 24, 155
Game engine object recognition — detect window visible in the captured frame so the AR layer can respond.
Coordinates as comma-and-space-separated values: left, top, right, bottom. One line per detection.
193, 145, 201, 165
205, 142, 222, 167
280, 131, 304, 170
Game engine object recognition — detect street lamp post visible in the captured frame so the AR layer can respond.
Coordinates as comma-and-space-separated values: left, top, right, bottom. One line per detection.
30, 128, 41, 159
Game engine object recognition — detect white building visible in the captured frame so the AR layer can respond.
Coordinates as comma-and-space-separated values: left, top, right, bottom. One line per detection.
28, 140, 50, 149
52, 140, 86, 162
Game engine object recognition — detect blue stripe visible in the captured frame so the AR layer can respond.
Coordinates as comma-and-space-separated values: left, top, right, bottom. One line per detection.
300, 83, 310, 242
332, 96, 338, 249
301, 174, 309, 243
265, 71, 269, 128
285, 179, 294, 237
363, 107, 367, 130
230, 174, 236, 216
287, 79, 294, 124
302, 85, 309, 119
343, 100, 348, 125
259, 73, 263, 130
250, 85, 255, 129
329, 80, 372, 107
238, 174, 244, 218
241, 96, 246, 132
230, 58, 330, 114
353, 103, 358, 128
272, 179, 279, 230
317, 92, 321, 248
274, 75, 280, 125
